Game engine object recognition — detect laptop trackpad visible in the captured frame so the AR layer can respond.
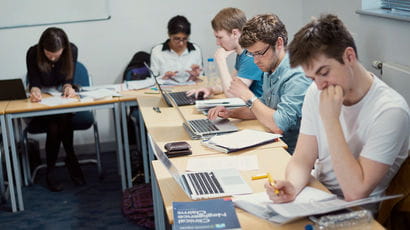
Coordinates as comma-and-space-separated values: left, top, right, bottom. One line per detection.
213, 168, 252, 195
212, 118, 238, 132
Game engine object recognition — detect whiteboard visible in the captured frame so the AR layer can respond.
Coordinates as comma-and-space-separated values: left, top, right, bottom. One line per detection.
0, 0, 110, 29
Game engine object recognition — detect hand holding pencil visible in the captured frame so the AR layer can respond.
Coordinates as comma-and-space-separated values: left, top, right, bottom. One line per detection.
264, 176, 298, 204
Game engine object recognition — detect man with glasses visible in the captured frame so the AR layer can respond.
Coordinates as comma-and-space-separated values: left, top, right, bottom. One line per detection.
207, 14, 311, 153
151, 15, 202, 83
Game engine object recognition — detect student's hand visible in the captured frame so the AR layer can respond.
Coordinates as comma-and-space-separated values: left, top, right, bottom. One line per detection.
162, 71, 178, 80
265, 180, 297, 203
214, 47, 235, 62
319, 85, 344, 124
207, 106, 230, 120
186, 64, 202, 82
228, 77, 253, 100
186, 88, 212, 99
30, 87, 42, 102
63, 84, 76, 98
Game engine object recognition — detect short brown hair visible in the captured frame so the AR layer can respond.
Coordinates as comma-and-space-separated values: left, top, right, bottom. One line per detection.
239, 14, 288, 48
211, 8, 246, 33
288, 14, 357, 68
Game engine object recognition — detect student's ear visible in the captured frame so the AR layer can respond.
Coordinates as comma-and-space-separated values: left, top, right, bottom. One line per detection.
275, 37, 284, 51
343, 47, 356, 64
231, 29, 240, 38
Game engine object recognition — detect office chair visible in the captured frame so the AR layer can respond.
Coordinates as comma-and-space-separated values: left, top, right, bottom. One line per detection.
21, 62, 102, 185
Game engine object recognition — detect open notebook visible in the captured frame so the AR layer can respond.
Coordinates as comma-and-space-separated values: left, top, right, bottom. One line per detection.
202, 129, 282, 153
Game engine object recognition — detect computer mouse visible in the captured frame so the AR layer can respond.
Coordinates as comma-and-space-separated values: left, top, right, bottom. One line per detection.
197, 91, 204, 100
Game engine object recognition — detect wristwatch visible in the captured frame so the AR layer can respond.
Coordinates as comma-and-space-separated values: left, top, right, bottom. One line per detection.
245, 96, 258, 109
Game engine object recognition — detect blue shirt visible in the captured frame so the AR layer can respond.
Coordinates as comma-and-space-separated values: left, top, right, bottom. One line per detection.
259, 54, 311, 153
235, 50, 263, 97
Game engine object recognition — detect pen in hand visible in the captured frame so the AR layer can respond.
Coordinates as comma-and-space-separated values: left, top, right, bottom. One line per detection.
252, 173, 280, 195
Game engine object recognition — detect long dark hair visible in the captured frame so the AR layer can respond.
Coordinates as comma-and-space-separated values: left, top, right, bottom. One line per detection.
36, 27, 74, 80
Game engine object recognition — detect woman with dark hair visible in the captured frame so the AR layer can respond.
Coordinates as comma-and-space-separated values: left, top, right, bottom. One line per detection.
26, 27, 85, 192
150, 15, 203, 83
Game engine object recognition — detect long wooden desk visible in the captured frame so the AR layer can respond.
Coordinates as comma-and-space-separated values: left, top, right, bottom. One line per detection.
4, 95, 126, 212
0, 101, 19, 212
152, 147, 384, 230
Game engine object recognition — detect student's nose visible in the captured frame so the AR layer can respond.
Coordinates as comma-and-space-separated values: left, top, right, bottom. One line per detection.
315, 78, 327, 90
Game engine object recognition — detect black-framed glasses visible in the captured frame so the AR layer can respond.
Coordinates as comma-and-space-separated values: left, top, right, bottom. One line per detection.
171, 36, 189, 43
245, 45, 271, 58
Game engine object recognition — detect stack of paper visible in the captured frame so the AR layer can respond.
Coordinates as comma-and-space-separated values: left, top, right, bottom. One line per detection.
195, 98, 245, 113
79, 88, 120, 101
202, 129, 282, 153
125, 78, 155, 90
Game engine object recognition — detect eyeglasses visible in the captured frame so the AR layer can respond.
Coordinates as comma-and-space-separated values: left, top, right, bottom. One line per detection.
171, 37, 189, 43
245, 45, 271, 58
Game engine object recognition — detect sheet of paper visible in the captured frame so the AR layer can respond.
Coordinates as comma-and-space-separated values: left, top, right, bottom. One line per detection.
156, 77, 196, 86
232, 186, 336, 224
82, 83, 124, 93
186, 155, 258, 172
79, 88, 120, 99
207, 129, 282, 150
124, 78, 155, 90
39, 96, 78, 106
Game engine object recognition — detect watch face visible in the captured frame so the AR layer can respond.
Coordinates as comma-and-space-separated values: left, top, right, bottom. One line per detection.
246, 99, 252, 107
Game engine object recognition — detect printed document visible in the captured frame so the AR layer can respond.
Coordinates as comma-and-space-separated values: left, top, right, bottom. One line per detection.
186, 155, 258, 172
40, 96, 78, 106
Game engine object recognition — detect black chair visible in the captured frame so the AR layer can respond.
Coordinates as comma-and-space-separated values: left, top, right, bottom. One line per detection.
21, 62, 102, 185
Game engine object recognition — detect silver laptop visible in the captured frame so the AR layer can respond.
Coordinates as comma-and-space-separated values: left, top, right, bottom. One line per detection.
149, 135, 252, 200
164, 90, 238, 140
144, 63, 195, 106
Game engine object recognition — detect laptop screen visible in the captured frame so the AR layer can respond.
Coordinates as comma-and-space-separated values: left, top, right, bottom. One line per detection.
148, 135, 186, 189
0, 78, 27, 100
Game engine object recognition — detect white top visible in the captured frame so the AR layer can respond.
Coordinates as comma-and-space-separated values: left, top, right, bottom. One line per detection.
301, 75, 410, 199
150, 41, 202, 82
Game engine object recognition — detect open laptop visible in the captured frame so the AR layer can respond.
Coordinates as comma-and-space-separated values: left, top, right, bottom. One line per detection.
164, 90, 238, 140
0, 78, 27, 101
149, 135, 252, 200
144, 63, 196, 106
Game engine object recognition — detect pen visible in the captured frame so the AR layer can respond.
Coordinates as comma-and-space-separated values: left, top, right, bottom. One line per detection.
251, 173, 280, 195
144, 91, 160, 94
267, 173, 280, 195
153, 106, 161, 113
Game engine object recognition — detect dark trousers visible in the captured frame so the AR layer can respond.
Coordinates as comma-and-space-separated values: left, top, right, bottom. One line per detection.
28, 114, 75, 170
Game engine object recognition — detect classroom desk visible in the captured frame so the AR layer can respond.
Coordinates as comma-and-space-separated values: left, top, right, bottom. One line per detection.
151, 147, 384, 230
0, 101, 19, 212
4, 95, 126, 212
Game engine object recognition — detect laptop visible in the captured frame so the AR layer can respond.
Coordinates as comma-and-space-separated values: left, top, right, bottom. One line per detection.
0, 78, 27, 101
149, 135, 252, 200
144, 63, 196, 106
164, 90, 238, 140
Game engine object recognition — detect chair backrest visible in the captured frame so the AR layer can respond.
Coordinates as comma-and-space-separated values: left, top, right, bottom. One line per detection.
377, 155, 410, 225
73, 62, 91, 87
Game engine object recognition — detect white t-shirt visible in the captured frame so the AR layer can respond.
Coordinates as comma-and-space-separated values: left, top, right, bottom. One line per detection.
301, 75, 410, 199
150, 41, 202, 82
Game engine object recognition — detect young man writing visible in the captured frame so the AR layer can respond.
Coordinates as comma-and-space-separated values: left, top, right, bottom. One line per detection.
208, 14, 311, 153
187, 7, 263, 98
266, 14, 409, 213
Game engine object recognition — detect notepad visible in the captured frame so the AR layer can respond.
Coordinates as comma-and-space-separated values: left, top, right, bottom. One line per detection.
202, 129, 282, 153
195, 98, 245, 110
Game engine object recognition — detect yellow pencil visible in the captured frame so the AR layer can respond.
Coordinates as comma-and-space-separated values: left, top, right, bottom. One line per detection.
267, 173, 280, 195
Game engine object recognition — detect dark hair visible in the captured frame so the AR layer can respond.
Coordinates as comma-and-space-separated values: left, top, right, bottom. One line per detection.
288, 14, 358, 68
239, 14, 288, 48
211, 7, 246, 33
36, 27, 74, 79
167, 15, 191, 35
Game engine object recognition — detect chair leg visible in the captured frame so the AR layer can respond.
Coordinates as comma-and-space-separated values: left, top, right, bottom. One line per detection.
93, 122, 103, 179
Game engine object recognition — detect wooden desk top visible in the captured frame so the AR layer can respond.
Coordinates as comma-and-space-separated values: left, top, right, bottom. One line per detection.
0, 101, 9, 115
152, 147, 384, 229
137, 95, 287, 151
4, 94, 119, 114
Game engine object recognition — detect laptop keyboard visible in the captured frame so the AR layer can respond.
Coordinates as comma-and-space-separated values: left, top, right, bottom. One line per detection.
189, 119, 219, 133
186, 172, 224, 195
170, 91, 195, 105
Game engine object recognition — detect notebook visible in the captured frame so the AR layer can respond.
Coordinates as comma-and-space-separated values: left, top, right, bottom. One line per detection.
149, 136, 252, 200
0, 78, 27, 101
164, 90, 238, 140
144, 63, 196, 106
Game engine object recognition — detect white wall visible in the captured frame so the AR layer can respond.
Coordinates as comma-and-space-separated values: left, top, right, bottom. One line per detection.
0, 0, 304, 145
300, 0, 410, 75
